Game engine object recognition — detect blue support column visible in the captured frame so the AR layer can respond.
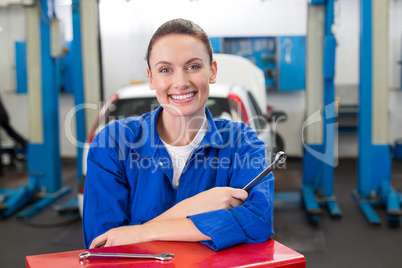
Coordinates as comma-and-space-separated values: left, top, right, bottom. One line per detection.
358, 0, 373, 201
354, 0, 401, 226
72, 0, 86, 182
56, 0, 87, 213
302, 0, 341, 222
40, 1, 61, 193
321, 1, 341, 217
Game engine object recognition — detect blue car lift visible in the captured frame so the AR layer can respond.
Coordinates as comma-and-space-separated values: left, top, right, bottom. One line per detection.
301, 0, 342, 222
55, 0, 88, 213
353, 0, 401, 226
0, 0, 70, 219
56, 0, 103, 213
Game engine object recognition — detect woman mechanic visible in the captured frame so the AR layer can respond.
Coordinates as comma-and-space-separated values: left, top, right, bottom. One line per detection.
83, 18, 274, 250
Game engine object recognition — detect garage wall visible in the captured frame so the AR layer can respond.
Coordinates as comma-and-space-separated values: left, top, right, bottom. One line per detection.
0, 0, 401, 158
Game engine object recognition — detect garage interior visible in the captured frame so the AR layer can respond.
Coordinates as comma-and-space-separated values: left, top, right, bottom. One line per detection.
1, 0, 402, 267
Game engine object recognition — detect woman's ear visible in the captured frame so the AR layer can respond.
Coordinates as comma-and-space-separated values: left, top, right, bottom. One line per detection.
147, 68, 155, 90
209, 61, 218, 84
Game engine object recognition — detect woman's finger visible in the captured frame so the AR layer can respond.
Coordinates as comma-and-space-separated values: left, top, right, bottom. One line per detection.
230, 188, 249, 201
230, 198, 244, 208
89, 234, 107, 249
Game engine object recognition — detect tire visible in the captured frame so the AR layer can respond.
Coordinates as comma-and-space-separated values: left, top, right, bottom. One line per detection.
273, 132, 284, 154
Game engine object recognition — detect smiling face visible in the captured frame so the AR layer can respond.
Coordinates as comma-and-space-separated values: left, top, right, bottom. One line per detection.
147, 34, 217, 119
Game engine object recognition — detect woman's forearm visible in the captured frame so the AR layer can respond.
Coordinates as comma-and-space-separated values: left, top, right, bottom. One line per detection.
90, 218, 210, 249
145, 218, 211, 242
146, 187, 248, 224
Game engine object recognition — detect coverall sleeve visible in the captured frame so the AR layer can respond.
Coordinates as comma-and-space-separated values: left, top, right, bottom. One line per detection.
188, 124, 275, 250
82, 125, 130, 249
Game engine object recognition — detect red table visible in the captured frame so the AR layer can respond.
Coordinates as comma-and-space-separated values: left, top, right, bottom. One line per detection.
26, 239, 305, 267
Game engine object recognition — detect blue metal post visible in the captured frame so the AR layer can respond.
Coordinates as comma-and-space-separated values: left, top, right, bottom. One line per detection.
322, 0, 336, 198
37, 0, 61, 192
358, 0, 373, 200
302, 0, 341, 221
355, 0, 400, 226
72, 0, 86, 182
55, 0, 87, 213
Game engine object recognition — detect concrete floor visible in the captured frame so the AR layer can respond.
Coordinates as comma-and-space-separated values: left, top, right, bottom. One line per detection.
1, 157, 402, 267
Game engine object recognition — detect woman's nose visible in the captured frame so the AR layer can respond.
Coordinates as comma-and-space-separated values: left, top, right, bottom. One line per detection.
173, 71, 190, 90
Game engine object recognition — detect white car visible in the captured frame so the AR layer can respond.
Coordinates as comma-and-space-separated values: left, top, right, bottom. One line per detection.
78, 54, 274, 216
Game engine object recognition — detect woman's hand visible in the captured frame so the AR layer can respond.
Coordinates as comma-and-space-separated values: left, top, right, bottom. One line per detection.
181, 187, 248, 215
147, 187, 248, 224
89, 225, 149, 249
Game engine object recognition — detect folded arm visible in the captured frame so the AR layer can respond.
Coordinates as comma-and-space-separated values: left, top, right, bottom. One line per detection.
146, 187, 248, 223
90, 187, 248, 248
90, 218, 209, 248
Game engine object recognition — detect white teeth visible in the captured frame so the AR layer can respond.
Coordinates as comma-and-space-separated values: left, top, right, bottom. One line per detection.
171, 92, 195, 100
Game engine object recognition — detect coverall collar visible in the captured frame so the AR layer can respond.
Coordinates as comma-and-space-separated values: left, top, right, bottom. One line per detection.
130, 105, 224, 157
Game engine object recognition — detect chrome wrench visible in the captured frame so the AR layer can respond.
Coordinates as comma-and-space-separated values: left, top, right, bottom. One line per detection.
79, 251, 174, 261
242, 151, 287, 192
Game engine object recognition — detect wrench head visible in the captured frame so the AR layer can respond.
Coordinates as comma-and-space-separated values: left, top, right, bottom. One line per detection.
159, 252, 174, 261
79, 251, 91, 260
275, 151, 287, 164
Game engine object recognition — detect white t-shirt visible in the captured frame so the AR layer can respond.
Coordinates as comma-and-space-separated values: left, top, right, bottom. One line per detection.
162, 117, 208, 189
